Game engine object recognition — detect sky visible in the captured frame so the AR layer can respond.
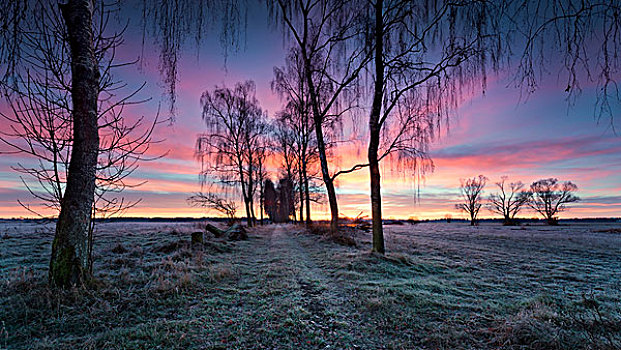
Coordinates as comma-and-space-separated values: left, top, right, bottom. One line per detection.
0, 3, 619, 220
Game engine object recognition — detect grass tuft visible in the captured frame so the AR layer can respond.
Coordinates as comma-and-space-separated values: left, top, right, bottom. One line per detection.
110, 243, 127, 254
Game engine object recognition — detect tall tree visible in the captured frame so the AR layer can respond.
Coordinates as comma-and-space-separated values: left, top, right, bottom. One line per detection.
456, 175, 488, 226
272, 48, 319, 227
197, 80, 267, 227
529, 178, 580, 225
0, 0, 106, 287
0, 0, 245, 288
48, 0, 100, 287
360, 0, 502, 252
270, 0, 371, 233
488, 176, 531, 225
254, 137, 271, 225
0, 2, 161, 276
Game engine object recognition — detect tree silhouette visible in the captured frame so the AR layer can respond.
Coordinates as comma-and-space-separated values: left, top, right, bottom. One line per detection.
488, 177, 531, 225
0, 2, 162, 276
529, 178, 580, 225
197, 81, 268, 227
188, 190, 238, 224
274, 118, 299, 222
272, 48, 320, 227
269, 0, 371, 233
254, 137, 271, 225
263, 179, 278, 222
1, 0, 136, 287
277, 176, 296, 222
261, 176, 296, 223
358, 0, 502, 252
456, 175, 488, 226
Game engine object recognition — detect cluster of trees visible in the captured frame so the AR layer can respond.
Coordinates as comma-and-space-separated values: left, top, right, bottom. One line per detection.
263, 178, 296, 223
456, 176, 580, 226
188, 80, 323, 227
1, 0, 618, 287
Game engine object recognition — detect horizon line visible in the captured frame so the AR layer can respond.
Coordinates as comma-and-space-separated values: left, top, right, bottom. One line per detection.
1, 216, 619, 221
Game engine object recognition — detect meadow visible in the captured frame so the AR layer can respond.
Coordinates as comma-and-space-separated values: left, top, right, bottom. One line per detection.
1, 220, 620, 349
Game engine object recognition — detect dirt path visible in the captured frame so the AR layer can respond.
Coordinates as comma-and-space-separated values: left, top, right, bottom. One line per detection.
257, 224, 343, 312
242, 225, 347, 331
215, 224, 360, 348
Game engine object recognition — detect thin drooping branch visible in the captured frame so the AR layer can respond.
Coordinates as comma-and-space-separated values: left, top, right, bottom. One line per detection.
510, 1, 621, 129
140, 0, 248, 116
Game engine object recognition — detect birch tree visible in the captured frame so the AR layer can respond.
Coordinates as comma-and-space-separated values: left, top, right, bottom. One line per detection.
456, 175, 488, 226
270, 0, 371, 233
197, 81, 267, 227
529, 178, 580, 225
488, 177, 531, 225
272, 49, 319, 226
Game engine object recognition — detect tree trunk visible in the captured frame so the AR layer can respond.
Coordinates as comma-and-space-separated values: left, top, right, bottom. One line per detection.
503, 215, 511, 226
247, 159, 256, 227
259, 180, 264, 225
303, 160, 311, 227
316, 123, 339, 233
369, 154, 383, 253
50, 0, 99, 288
307, 78, 338, 233
298, 167, 304, 223
87, 203, 95, 274
257, 153, 264, 226
244, 195, 252, 227
369, 0, 385, 254
298, 11, 339, 233
238, 161, 252, 227
250, 200, 256, 226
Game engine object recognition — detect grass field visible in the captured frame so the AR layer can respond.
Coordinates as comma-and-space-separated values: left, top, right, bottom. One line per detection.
1, 220, 620, 349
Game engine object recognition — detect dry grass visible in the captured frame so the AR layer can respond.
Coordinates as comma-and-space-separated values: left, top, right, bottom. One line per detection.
1, 220, 620, 349
308, 222, 357, 247
595, 228, 621, 234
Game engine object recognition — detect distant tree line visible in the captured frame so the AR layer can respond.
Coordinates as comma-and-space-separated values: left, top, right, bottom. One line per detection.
456, 176, 580, 226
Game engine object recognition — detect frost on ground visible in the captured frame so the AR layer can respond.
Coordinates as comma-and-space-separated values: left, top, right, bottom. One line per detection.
0, 220, 620, 349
